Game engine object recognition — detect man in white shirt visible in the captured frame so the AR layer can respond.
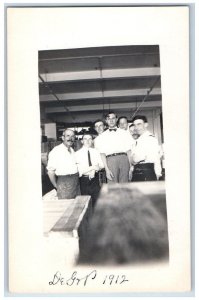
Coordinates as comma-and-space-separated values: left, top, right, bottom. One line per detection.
94, 119, 106, 152
130, 115, 162, 181
75, 134, 104, 207
93, 119, 107, 184
46, 129, 80, 199
97, 112, 132, 183
129, 123, 139, 141
117, 116, 129, 130
94, 119, 106, 136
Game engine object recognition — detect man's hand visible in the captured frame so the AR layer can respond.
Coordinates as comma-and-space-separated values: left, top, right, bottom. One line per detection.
47, 171, 57, 190
105, 168, 114, 181
128, 166, 134, 181
88, 170, 95, 180
93, 164, 100, 172
129, 170, 133, 181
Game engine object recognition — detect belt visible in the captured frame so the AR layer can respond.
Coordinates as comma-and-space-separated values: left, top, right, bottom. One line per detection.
107, 152, 127, 158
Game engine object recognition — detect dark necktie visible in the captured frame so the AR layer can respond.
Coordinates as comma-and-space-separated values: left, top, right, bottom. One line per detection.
109, 128, 117, 132
88, 150, 92, 166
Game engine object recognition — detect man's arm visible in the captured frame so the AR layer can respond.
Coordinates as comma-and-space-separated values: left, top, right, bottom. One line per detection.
80, 165, 100, 175
126, 149, 133, 165
154, 157, 162, 180
150, 138, 162, 180
100, 153, 114, 181
126, 149, 134, 181
47, 171, 57, 189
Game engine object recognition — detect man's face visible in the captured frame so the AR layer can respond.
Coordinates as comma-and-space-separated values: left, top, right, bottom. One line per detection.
129, 125, 139, 140
106, 113, 117, 128
82, 135, 93, 148
62, 130, 75, 148
129, 125, 135, 136
118, 118, 128, 130
94, 121, 104, 135
133, 119, 148, 135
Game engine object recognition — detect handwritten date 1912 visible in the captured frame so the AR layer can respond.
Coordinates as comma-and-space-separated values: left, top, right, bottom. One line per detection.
49, 270, 129, 286
102, 274, 129, 285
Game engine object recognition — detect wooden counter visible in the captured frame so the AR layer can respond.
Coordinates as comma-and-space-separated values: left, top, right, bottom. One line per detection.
42, 190, 92, 266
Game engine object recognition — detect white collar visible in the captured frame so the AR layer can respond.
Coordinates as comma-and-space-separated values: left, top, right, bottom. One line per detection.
139, 130, 151, 138
82, 146, 92, 150
61, 143, 74, 152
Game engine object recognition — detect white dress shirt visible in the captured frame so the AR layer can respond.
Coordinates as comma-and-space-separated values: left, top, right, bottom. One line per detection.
94, 134, 104, 152
131, 130, 162, 177
46, 143, 78, 176
75, 146, 104, 177
96, 127, 132, 155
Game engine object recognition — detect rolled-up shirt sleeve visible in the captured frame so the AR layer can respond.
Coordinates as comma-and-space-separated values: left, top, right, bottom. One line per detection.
143, 136, 162, 177
46, 150, 56, 173
152, 140, 162, 177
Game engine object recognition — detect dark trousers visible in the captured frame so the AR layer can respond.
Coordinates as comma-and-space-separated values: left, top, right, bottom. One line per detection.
132, 163, 157, 182
57, 173, 80, 199
80, 173, 101, 208
99, 169, 107, 185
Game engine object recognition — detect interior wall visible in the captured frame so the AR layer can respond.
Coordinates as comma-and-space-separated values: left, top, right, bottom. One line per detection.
41, 107, 163, 144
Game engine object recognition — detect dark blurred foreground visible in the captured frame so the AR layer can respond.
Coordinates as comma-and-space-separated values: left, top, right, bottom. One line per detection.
78, 182, 169, 265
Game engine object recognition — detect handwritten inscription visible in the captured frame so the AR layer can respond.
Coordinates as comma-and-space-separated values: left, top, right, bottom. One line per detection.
49, 270, 129, 286
49, 270, 97, 286
102, 274, 129, 285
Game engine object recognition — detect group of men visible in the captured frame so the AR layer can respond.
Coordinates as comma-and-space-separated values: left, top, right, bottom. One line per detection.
46, 112, 163, 207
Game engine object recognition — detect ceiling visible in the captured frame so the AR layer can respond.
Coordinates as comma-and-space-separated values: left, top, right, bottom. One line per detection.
39, 45, 162, 126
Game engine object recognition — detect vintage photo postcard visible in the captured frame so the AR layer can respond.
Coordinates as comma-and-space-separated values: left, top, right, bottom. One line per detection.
7, 6, 191, 294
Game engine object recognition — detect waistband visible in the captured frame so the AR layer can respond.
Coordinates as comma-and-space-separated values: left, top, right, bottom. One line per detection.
57, 172, 79, 177
107, 152, 127, 158
134, 163, 154, 169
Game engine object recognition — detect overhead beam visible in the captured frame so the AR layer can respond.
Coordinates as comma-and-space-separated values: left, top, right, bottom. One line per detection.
40, 94, 161, 108
39, 67, 160, 83
39, 45, 159, 61
45, 100, 162, 114
40, 87, 162, 102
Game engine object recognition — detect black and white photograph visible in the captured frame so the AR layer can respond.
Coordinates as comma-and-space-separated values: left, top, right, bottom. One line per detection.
7, 6, 191, 294
39, 45, 169, 267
